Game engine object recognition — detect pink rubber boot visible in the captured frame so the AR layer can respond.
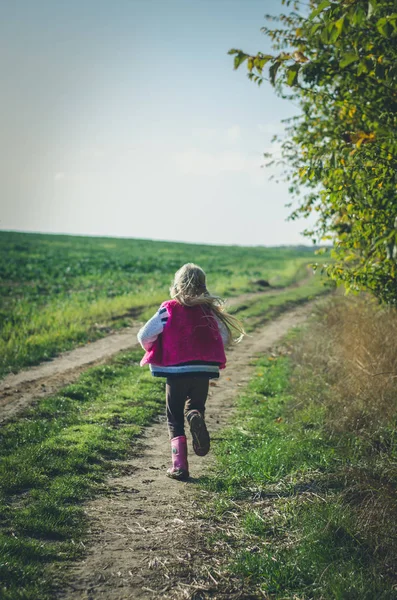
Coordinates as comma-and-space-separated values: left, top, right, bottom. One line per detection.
167, 436, 189, 480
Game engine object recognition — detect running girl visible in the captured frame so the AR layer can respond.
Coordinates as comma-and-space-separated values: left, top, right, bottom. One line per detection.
137, 263, 244, 480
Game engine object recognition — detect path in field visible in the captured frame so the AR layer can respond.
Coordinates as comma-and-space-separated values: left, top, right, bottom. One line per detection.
59, 302, 316, 600
0, 281, 308, 423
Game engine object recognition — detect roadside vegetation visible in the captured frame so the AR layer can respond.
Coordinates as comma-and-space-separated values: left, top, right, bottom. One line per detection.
231, 0, 397, 304
190, 295, 397, 599
0, 231, 319, 378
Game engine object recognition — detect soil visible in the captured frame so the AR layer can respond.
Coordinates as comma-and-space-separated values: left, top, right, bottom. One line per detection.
0, 328, 142, 423
56, 302, 317, 600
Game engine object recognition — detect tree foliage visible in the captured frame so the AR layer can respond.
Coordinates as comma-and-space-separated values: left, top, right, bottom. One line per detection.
230, 0, 397, 303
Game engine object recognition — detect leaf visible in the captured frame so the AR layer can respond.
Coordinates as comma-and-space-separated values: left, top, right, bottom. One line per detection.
352, 6, 366, 26
371, 230, 397, 251
269, 60, 281, 85
376, 17, 394, 37
299, 167, 308, 178
309, 0, 331, 20
257, 53, 274, 61
233, 52, 249, 70
328, 24, 341, 43
310, 22, 322, 36
286, 63, 300, 86
254, 55, 273, 72
357, 62, 369, 76
334, 15, 345, 38
356, 137, 365, 149
339, 53, 359, 68
367, 0, 376, 19
321, 24, 335, 44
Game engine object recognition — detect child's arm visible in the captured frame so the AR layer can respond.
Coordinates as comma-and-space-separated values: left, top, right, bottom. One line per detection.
137, 306, 169, 350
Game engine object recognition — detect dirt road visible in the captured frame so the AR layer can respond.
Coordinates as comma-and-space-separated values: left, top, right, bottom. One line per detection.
58, 302, 316, 600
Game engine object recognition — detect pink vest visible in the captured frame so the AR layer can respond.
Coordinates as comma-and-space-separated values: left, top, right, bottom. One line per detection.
140, 299, 226, 369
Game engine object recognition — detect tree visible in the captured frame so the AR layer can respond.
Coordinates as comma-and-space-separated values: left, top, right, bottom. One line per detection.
230, 0, 397, 303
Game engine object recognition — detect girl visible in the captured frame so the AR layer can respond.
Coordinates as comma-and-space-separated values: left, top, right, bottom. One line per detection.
137, 263, 245, 481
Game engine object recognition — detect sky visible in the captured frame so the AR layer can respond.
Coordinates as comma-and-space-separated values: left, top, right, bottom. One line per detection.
0, 0, 314, 246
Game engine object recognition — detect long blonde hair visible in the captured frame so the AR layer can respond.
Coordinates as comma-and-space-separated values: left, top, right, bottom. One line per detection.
170, 263, 245, 344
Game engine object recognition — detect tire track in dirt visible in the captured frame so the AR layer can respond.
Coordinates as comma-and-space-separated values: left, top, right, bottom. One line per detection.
0, 282, 308, 423
58, 302, 317, 600
0, 328, 142, 423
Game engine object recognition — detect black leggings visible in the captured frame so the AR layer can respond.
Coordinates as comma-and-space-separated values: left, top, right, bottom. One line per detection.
166, 376, 210, 438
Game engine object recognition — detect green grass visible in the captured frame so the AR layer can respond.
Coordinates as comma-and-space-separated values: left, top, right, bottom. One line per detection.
198, 355, 397, 599
0, 231, 319, 377
0, 349, 164, 600
229, 273, 330, 331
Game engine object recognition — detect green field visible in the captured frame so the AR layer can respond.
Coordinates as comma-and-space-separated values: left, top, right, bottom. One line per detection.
0, 231, 322, 378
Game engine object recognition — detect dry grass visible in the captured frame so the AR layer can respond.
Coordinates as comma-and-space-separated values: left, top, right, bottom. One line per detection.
291, 294, 397, 433
290, 294, 397, 576
343, 467, 397, 575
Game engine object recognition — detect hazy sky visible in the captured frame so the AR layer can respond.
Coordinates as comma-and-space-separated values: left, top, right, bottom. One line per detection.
0, 0, 314, 246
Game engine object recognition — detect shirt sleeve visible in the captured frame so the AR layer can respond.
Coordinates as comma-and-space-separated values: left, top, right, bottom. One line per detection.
137, 306, 169, 351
